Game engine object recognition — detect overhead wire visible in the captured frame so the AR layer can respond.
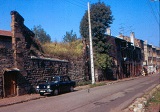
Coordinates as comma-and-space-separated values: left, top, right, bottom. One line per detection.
146, 0, 160, 47
146, 0, 160, 26
74, 0, 87, 7
59, 0, 88, 38
81, 0, 87, 4
57, 0, 119, 38
153, 1, 160, 17
63, 0, 87, 22
65, 0, 87, 9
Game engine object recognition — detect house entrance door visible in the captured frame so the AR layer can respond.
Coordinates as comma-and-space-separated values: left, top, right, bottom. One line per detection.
4, 71, 17, 97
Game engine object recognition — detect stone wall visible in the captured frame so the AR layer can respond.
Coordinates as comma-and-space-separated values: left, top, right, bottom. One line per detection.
0, 48, 14, 97
0, 11, 86, 97
10, 11, 70, 95
68, 59, 85, 83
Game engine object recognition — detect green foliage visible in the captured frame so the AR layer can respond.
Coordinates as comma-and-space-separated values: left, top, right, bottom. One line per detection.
145, 89, 160, 111
77, 81, 91, 86
93, 33, 112, 53
94, 53, 112, 70
63, 30, 78, 43
89, 82, 106, 88
150, 90, 160, 104
80, 2, 113, 38
80, 2, 113, 69
43, 40, 83, 60
32, 25, 51, 43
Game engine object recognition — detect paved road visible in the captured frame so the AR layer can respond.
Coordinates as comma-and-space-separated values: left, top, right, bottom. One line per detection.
0, 74, 159, 112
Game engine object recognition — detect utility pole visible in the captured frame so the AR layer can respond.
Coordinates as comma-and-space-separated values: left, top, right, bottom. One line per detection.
88, 2, 95, 84
158, 8, 160, 51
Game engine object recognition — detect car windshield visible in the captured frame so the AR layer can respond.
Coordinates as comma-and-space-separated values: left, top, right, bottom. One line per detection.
52, 76, 60, 82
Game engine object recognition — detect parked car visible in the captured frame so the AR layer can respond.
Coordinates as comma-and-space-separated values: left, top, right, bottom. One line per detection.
36, 75, 76, 96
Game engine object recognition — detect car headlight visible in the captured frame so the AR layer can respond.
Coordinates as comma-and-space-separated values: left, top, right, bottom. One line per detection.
36, 86, 39, 89
47, 85, 50, 89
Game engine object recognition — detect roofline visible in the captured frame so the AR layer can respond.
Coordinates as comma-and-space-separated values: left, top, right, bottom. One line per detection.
0, 30, 12, 37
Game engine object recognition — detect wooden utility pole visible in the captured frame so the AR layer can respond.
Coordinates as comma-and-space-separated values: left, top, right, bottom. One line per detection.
88, 2, 95, 84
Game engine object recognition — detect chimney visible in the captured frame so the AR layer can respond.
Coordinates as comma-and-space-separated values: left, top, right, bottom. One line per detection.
130, 32, 135, 46
106, 28, 111, 35
117, 33, 123, 39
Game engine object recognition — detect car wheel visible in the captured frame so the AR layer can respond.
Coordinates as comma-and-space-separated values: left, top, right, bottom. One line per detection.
40, 93, 44, 96
53, 89, 59, 96
70, 86, 74, 92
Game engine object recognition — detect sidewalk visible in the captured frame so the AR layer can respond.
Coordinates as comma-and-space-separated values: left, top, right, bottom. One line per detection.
0, 94, 45, 107
0, 74, 157, 108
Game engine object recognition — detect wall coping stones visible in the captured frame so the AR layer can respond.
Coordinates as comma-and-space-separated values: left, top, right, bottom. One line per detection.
30, 56, 69, 63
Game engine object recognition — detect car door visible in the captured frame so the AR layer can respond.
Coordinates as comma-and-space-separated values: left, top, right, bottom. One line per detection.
63, 76, 71, 91
59, 76, 67, 93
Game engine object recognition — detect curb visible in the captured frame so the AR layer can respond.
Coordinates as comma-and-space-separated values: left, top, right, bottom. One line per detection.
123, 84, 160, 112
0, 96, 45, 108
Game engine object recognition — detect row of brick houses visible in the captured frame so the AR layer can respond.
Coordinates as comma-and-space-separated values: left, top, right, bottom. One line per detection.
117, 32, 160, 75
85, 29, 160, 81
0, 11, 159, 98
110, 30, 159, 79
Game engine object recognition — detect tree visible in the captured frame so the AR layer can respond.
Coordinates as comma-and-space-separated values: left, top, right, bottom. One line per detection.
32, 25, 51, 43
80, 2, 114, 70
63, 30, 78, 43
95, 53, 112, 69
80, 2, 113, 39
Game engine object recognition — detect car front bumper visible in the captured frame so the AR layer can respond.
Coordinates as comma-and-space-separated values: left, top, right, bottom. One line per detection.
37, 89, 53, 94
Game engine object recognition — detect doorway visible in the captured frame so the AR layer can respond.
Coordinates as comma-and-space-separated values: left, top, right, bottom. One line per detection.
3, 71, 17, 97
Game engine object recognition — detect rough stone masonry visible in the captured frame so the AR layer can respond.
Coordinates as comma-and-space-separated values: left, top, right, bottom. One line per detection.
0, 11, 85, 98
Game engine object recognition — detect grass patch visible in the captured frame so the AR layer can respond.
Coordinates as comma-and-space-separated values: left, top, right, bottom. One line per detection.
89, 82, 106, 88
42, 40, 83, 60
77, 81, 91, 86
150, 90, 160, 104
76, 81, 106, 88
145, 89, 160, 112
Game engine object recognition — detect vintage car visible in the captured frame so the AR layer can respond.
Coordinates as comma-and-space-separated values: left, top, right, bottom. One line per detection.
36, 75, 76, 96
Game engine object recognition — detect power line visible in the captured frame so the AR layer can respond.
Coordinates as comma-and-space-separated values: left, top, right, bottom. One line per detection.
150, 0, 160, 52
74, 0, 87, 6
153, 1, 160, 16
146, 0, 160, 26
65, 0, 87, 9
81, 0, 88, 4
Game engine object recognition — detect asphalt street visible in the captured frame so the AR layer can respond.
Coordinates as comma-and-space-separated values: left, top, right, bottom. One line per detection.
0, 74, 159, 112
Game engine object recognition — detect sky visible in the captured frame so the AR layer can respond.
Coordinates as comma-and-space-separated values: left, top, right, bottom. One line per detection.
0, 0, 159, 46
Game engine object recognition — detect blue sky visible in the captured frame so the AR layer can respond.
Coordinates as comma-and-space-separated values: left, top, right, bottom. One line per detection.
0, 0, 159, 46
